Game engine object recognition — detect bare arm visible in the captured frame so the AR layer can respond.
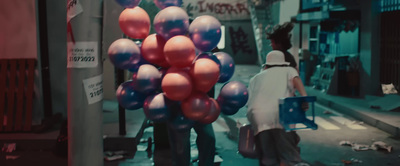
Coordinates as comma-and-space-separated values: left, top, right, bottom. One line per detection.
293, 76, 307, 96
293, 76, 309, 110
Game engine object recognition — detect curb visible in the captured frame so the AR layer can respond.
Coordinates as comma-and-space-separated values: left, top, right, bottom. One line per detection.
314, 94, 400, 138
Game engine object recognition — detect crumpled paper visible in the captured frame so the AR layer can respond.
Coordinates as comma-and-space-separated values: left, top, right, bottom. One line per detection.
339, 140, 392, 152
370, 141, 392, 152
381, 83, 398, 94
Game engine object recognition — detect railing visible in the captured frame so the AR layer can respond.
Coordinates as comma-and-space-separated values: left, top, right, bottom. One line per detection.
0, 59, 36, 132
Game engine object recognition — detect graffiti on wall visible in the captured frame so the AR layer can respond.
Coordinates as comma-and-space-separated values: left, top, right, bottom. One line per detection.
229, 26, 253, 55
221, 22, 257, 64
183, 0, 250, 21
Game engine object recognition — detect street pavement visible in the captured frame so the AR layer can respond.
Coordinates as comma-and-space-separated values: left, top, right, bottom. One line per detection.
103, 65, 400, 166
102, 97, 400, 166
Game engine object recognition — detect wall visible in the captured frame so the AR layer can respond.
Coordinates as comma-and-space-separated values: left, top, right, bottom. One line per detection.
279, 0, 299, 24
359, 0, 381, 96
258, 1, 281, 64
279, 0, 301, 66
0, 1, 38, 59
46, 0, 68, 117
338, 28, 359, 54
102, 0, 124, 100
222, 21, 257, 64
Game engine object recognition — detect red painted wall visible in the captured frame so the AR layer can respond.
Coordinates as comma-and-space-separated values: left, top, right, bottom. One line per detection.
0, 1, 37, 59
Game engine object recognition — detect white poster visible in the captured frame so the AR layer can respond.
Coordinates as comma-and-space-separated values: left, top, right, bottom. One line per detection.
183, 0, 250, 21
83, 74, 103, 104
67, 0, 83, 22
67, 41, 99, 68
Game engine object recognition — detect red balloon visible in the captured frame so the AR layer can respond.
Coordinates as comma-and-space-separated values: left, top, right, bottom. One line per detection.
181, 91, 211, 121
119, 7, 150, 39
161, 67, 193, 101
141, 34, 170, 67
199, 98, 221, 124
163, 35, 196, 68
190, 58, 220, 92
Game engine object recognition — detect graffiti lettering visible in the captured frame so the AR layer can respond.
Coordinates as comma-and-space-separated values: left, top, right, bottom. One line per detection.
183, 0, 250, 20
229, 27, 252, 55
186, 3, 195, 18
197, 0, 250, 15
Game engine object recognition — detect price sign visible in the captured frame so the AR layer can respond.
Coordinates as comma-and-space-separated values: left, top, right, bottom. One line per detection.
83, 74, 103, 104
67, 41, 98, 68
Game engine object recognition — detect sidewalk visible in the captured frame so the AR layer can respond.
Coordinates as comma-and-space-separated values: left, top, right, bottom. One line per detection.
304, 86, 400, 138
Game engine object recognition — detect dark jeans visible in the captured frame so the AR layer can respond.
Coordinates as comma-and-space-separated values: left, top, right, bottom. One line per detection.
254, 129, 301, 166
167, 122, 216, 166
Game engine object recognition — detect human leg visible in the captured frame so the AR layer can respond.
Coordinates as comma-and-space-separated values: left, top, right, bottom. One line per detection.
272, 129, 301, 166
194, 123, 216, 166
167, 124, 191, 166
254, 130, 280, 166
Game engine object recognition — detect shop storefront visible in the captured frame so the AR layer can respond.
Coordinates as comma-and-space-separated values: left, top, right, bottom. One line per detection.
295, 0, 361, 96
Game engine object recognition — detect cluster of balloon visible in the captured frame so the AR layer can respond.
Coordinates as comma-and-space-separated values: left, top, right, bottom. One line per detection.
109, 0, 248, 133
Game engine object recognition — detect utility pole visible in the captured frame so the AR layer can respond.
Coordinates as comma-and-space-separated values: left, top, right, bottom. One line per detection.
67, 0, 104, 165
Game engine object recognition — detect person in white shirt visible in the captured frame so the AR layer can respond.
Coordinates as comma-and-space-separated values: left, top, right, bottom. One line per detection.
247, 50, 308, 166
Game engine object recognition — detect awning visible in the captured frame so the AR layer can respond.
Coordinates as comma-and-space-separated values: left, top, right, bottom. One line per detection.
295, 10, 360, 22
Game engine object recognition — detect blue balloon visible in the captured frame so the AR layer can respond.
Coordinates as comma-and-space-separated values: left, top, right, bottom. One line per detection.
214, 52, 235, 83
153, 0, 182, 9
168, 113, 194, 133
153, 6, 189, 40
219, 103, 239, 115
132, 64, 162, 95
143, 93, 171, 122
108, 39, 141, 70
218, 81, 248, 108
116, 81, 146, 110
189, 15, 222, 52
115, 0, 141, 8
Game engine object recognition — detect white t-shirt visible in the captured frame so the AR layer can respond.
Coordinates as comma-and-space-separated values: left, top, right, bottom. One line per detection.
246, 67, 298, 135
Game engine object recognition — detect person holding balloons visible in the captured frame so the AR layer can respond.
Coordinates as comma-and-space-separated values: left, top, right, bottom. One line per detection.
110, 1, 244, 165
165, 47, 220, 166
246, 50, 309, 166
